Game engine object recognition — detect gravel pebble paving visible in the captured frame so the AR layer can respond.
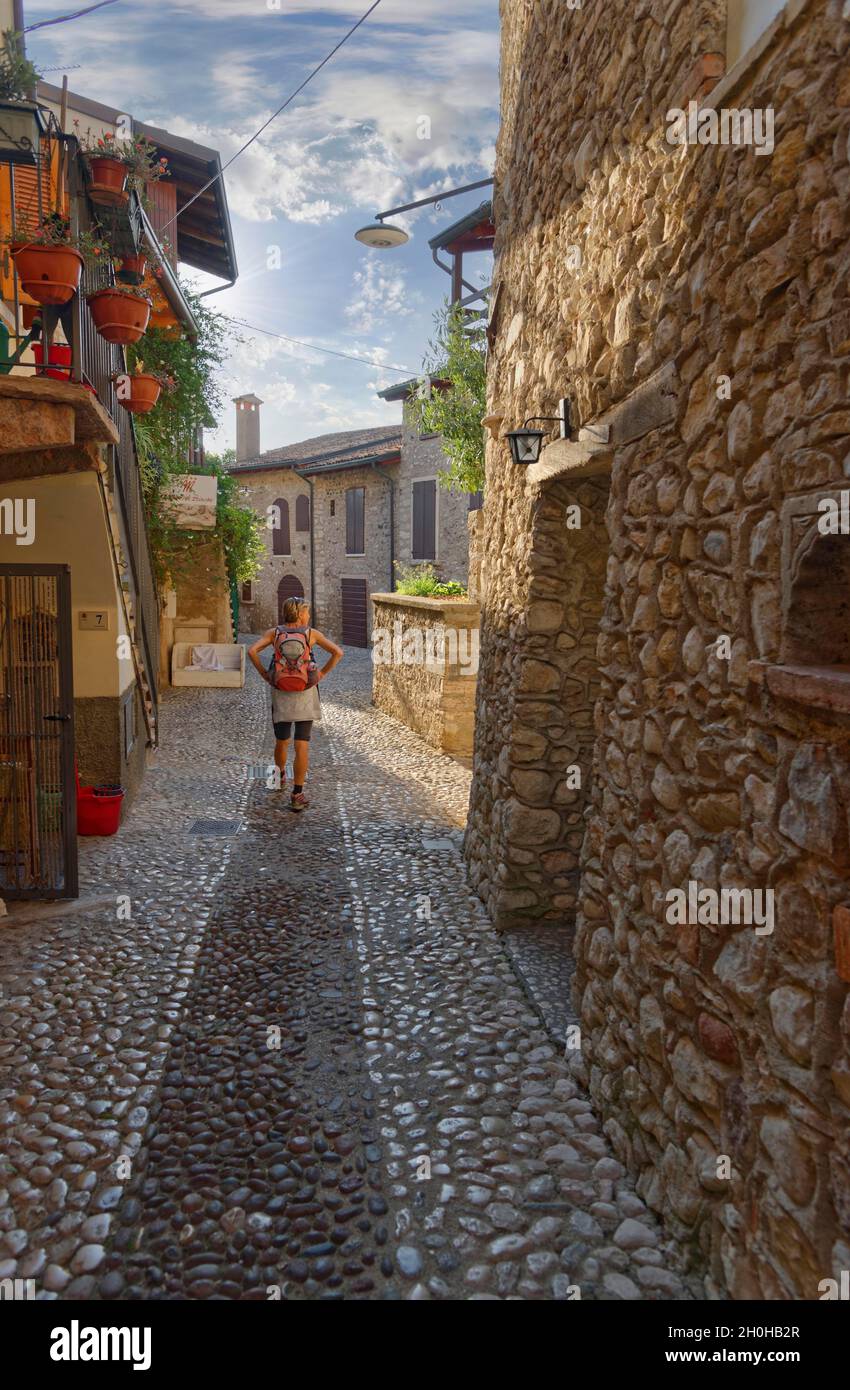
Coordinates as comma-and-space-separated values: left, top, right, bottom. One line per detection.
0, 646, 697, 1300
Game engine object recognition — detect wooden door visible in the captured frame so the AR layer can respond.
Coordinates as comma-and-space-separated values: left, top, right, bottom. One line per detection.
341, 578, 368, 647
277, 574, 304, 623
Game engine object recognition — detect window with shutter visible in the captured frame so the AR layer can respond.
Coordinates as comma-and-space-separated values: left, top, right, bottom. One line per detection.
412, 480, 437, 561
295, 494, 310, 531
346, 487, 365, 555
272, 498, 291, 555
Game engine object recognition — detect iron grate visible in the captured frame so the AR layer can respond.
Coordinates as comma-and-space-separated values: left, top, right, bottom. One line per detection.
188, 819, 243, 837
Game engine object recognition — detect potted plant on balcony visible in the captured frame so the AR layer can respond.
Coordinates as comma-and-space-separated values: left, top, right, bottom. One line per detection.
76, 125, 169, 207
76, 126, 129, 204
0, 30, 45, 166
86, 284, 152, 344
116, 251, 148, 286
113, 362, 174, 415
4, 214, 109, 306
122, 134, 169, 197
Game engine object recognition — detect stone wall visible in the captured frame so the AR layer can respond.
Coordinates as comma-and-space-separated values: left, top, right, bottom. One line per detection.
230, 471, 312, 633
313, 466, 393, 644
395, 405, 472, 586
466, 0, 850, 1297
372, 594, 480, 757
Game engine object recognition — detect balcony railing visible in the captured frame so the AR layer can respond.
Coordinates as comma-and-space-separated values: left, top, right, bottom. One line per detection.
0, 120, 159, 738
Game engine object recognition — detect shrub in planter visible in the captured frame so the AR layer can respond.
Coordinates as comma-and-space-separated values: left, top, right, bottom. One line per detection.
87, 286, 151, 344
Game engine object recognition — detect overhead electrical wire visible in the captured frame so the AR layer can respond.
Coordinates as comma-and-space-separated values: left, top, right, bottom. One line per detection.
225, 315, 415, 377
158, 0, 384, 237
24, 0, 122, 32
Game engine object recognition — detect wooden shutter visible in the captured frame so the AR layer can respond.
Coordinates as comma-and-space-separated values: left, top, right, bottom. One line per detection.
295, 494, 310, 531
412, 480, 437, 561
346, 487, 365, 554
272, 498, 290, 555
341, 578, 368, 647
146, 181, 178, 266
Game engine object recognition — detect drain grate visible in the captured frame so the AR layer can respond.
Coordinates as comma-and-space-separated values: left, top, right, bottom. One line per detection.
188, 818, 243, 836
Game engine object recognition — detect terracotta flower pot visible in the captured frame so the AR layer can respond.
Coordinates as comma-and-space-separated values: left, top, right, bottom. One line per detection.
87, 154, 128, 204
11, 242, 84, 306
117, 252, 147, 286
86, 288, 151, 344
117, 372, 161, 414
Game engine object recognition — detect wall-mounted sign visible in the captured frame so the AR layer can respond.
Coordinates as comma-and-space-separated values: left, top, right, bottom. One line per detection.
78, 611, 110, 630
161, 474, 218, 529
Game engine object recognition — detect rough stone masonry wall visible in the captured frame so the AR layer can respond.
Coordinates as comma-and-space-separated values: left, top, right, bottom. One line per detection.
395, 406, 472, 586
371, 593, 480, 757
231, 471, 312, 633
312, 466, 393, 644
466, 0, 850, 1296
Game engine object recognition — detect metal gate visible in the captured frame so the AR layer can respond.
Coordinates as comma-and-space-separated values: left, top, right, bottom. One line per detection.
0, 565, 77, 899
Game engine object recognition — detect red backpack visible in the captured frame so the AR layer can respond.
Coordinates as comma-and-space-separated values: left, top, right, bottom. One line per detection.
271, 625, 312, 692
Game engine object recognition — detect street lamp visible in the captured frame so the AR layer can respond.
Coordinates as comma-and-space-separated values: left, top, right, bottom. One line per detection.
354, 177, 494, 250
354, 220, 409, 248
506, 400, 573, 465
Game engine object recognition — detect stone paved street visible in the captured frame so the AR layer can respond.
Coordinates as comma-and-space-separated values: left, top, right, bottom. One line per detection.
0, 649, 697, 1300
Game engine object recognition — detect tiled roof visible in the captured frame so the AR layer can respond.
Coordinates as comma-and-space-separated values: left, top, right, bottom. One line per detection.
229, 425, 402, 476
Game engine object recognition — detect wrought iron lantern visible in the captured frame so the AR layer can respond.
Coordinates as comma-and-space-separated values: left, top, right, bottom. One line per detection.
506, 400, 573, 465
0, 99, 46, 165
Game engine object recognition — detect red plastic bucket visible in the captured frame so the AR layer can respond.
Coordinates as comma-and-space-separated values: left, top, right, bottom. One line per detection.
77, 788, 124, 836
75, 765, 124, 835
32, 342, 72, 380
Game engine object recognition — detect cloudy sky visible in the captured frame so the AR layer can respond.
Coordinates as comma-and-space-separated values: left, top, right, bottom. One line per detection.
24, 0, 498, 452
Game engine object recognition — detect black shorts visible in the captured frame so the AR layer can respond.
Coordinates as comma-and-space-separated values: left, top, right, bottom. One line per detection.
273, 720, 313, 742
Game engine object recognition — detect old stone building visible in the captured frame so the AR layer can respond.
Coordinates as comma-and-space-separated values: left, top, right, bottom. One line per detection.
466, 0, 850, 1297
230, 391, 474, 643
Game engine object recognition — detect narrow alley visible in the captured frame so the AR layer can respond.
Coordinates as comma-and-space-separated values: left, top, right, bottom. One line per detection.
0, 651, 695, 1301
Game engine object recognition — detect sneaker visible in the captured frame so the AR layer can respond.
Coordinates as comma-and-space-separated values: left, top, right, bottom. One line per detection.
290, 791, 309, 812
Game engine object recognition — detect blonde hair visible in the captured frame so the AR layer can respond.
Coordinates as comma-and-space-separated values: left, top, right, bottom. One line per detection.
282, 598, 302, 624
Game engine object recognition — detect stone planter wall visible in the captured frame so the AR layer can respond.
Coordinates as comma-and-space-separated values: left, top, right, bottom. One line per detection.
371, 593, 480, 757
466, 0, 850, 1298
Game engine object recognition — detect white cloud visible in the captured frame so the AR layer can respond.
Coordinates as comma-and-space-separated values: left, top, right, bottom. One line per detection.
344, 260, 418, 333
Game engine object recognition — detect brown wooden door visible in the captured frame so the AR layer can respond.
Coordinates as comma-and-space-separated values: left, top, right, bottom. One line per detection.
341, 578, 368, 647
277, 574, 304, 623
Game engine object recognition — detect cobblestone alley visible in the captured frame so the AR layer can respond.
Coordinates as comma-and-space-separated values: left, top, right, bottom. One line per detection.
0, 651, 697, 1301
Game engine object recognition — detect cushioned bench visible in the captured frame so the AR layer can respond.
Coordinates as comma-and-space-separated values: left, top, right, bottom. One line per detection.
171, 642, 245, 688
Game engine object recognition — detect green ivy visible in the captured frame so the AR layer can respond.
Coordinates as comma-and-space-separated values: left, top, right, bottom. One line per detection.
130, 292, 262, 590
408, 300, 487, 494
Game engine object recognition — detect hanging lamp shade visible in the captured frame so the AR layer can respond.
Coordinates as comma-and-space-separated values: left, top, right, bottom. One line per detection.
354, 220, 409, 248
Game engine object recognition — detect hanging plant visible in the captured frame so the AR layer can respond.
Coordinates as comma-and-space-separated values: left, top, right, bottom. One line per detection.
4, 215, 110, 306
86, 285, 151, 344
113, 362, 174, 415
116, 251, 147, 286
75, 124, 169, 206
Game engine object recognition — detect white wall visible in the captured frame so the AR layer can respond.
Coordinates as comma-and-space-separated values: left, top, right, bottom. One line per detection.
0, 470, 133, 697
727, 0, 786, 67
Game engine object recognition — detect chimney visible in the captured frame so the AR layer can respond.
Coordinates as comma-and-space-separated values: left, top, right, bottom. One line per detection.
234, 393, 263, 463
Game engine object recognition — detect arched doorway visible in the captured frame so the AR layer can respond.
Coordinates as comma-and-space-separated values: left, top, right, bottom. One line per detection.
277, 574, 304, 623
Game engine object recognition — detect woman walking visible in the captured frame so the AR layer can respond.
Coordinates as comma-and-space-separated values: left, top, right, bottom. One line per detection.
248, 601, 343, 812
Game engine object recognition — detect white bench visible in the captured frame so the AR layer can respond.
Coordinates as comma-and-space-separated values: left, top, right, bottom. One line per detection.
171, 642, 245, 688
